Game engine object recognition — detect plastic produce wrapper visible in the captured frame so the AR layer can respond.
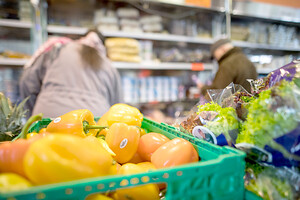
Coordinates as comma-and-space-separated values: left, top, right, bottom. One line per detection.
195, 102, 240, 146
176, 96, 213, 138
179, 83, 251, 146
245, 162, 300, 200
207, 82, 254, 120
250, 60, 300, 95
178, 102, 204, 135
178, 83, 250, 146
179, 60, 300, 167
236, 60, 300, 167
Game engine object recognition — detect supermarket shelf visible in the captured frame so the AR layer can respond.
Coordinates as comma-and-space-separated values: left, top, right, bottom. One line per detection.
47, 25, 88, 35
231, 12, 300, 24
257, 68, 274, 74
0, 19, 32, 28
233, 41, 300, 52
111, 0, 225, 12
47, 25, 214, 44
112, 62, 214, 71
232, 1, 300, 24
102, 31, 214, 44
0, 58, 28, 66
0, 59, 213, 71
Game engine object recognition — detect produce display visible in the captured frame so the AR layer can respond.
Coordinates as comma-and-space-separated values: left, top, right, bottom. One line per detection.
0, 103, 200, 199
3, 60, 299, 199
179, 60, 300, 200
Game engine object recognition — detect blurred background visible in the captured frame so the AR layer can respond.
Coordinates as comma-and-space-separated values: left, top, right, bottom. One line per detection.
0, 0, 299, 124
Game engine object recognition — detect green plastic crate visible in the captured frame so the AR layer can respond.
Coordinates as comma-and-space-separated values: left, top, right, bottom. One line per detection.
0, 118, 246, 200
162, 124, 264, 200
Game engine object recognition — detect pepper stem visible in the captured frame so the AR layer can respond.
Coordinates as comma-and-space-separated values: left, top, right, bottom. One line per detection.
82, 121, 108, 134
13, 113, 43, 141
86, 125, 108, 130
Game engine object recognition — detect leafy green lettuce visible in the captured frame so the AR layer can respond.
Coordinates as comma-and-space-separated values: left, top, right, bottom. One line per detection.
197, 102, 239, 142
245, 163, 294, 200
236, 81, 298, 148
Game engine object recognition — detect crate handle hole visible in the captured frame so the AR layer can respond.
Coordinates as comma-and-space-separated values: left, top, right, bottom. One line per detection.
120, 179, 129, 186
36, 193, 46, 200
97, 184, 104, 190
65, 188, 73, 195
85, 186, 92, 191
176, 171, 183, 176
130, 178, 139, 185
109, 182, 116, 188
141, 176, 150, 183
163, 173, 169, 179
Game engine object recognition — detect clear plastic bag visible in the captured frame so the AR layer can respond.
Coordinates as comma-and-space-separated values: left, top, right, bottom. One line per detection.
178, 83, 248, 146
245, 162, 300, 200
251, 60, 300, 95
196, 102, 240, 146
207, 82, 254, 120
236, 60, 300, 167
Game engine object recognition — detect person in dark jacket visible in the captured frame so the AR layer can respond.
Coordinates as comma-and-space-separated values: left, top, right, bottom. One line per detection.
199, 38, 257, 96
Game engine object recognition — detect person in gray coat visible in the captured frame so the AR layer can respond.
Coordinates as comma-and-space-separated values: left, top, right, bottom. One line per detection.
19, 30, 123, 118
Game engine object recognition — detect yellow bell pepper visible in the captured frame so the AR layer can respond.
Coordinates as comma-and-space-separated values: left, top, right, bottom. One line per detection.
108, 162, 121, 175
140, 128, 147, 137
46, 109, 107, 137
97, 128, 109, 137
105, 104, 143, 127
105, 123, 140, 164
84, 135, 116, 157
86, 193, 114, 200
97, 112, 109, 127
127, 152, 144, 164
137, 162, 166, 190
137, 162, 156, 171
26, 132, 38, 139
38, 128, 47, 133
0, 173, 32, 193
24, 134, 113, 185
116, 163, 160, 200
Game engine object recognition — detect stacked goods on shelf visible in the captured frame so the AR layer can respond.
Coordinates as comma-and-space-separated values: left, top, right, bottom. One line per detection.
94, 9, 119, 32
94, 7, 165, 34
0, 51, 30, 59
231, 24, 249, 41
177, 60, 300, 200
140, 15, 163, 33
139, 40, 153, 62
18, 0, 31, 22
117, 8, 142, 33
232, 21, 299, 48
169, 19, 186, 36
159, 48, 210, 63
122, 76, 180, 103
105, 38, 141, 63
250, 55, 294, 72
0, 103, 246, 200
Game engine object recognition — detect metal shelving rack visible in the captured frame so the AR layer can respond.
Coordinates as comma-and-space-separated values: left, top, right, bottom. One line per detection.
0, 1, 299, 71
0, 58, 213, 71
0, 19, 32, 28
